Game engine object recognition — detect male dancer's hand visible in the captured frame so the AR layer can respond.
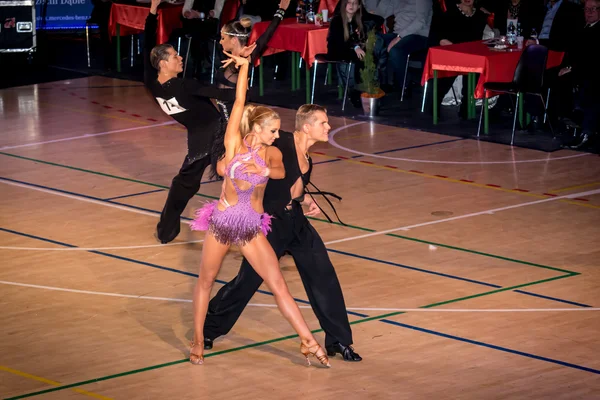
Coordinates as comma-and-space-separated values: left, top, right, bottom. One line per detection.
239, 43, 257, 59
302, 198, 321, 217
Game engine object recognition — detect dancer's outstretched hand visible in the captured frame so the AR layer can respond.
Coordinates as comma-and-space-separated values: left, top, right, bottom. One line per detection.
239, 43, 257, 59
221, 51, 249, 69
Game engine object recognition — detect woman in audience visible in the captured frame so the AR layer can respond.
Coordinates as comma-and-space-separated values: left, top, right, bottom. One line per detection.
327, 0, 385, 107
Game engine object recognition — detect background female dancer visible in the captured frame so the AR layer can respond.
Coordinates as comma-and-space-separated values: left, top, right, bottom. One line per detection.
145, 0, 291, 244
188, 52, 330, 368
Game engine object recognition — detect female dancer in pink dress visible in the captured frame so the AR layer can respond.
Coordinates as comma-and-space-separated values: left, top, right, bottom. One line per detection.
188, 51, 330, 368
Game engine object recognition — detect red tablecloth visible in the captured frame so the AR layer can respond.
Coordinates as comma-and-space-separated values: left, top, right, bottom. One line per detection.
248, 18, 329, 67
421, 40, 564, 98
109, 3, 183, 44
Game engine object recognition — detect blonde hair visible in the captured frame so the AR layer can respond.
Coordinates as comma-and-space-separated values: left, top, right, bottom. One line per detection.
295, 104, 327, 131
240, 105, 280, 137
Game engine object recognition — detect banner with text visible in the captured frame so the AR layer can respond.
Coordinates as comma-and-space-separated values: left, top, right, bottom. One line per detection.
35, 0, 93, 29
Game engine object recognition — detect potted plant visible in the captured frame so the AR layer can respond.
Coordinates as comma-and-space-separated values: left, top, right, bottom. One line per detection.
357, 30, 385, 117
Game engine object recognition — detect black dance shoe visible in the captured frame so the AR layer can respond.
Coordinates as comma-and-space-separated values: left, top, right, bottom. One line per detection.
326, 342, 362, 362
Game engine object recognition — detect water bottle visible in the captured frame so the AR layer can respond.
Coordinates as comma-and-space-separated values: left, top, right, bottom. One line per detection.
507, 21, 516, 45
306, 0, 315, 23
516, 22, 522, 37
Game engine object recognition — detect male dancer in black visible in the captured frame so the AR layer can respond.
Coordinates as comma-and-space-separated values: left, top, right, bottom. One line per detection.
203, 105, 362, 362
144, 0, 223, 244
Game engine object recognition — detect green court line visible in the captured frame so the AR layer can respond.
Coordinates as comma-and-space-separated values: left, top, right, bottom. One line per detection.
0, 151, 579, 276
386, 233, 576, 275
5, 273, 575, 400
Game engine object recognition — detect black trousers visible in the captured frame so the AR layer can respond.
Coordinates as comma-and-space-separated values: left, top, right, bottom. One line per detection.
156, 155, 211, 243
204, 202, 353, 347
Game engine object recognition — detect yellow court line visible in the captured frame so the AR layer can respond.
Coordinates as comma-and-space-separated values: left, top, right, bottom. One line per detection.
310, 152, 600, 210
549, 181, 600, 194
40, 101, 186, 131
0, 365, 113, 400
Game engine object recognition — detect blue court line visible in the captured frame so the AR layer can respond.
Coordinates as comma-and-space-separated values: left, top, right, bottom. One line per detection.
313, 138, 466, 165
513, 290, 592, 308
104, 189, 165, 201
1, 176, 591, 308
327, 248, 499, 288
381, 319, 600, 375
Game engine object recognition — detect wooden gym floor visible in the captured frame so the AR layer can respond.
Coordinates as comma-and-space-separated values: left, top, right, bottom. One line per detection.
1, 76, 599, 399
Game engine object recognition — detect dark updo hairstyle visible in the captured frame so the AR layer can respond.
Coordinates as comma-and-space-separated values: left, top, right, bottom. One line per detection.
221, 17, 252, 46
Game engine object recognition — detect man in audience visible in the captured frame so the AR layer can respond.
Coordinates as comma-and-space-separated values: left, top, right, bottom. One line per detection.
364, 0, 432, 91
558, 0, 599, 149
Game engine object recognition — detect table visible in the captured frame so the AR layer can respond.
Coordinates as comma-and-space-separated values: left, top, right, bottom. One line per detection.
108, 3, 183, 72
421, 40, 563, 132
249, 18, 329, 103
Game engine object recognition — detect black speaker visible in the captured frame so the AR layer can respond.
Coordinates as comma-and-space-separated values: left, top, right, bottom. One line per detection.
0, 0, 36, 53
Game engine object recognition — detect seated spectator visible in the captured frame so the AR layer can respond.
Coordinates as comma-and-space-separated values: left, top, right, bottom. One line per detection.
523, 0, 584, 131
426, 0, 487, 118
559, 0, 599, 149
526, 0, 584, 51
481, 0, 545, 40
364, 0, 432, 90
327, 0, 385, 106
181, 0, 224, 75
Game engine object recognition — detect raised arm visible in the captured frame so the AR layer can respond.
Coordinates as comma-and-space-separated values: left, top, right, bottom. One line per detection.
143, 0, 160, 87
223, 52, 250, 160
249, 0, 289, 62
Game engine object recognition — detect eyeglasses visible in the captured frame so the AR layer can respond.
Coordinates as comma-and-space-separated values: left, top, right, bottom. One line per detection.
584, 7, 599, 12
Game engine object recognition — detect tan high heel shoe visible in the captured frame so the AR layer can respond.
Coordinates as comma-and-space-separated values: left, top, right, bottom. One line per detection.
189, 342, 204, 365
300, 343, 331, 367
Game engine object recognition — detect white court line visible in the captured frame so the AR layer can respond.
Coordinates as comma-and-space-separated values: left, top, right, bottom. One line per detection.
1, 280, 596, 312
327, 121, 591, 164
0, 121, 177, 151
324, 188, 600, 246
